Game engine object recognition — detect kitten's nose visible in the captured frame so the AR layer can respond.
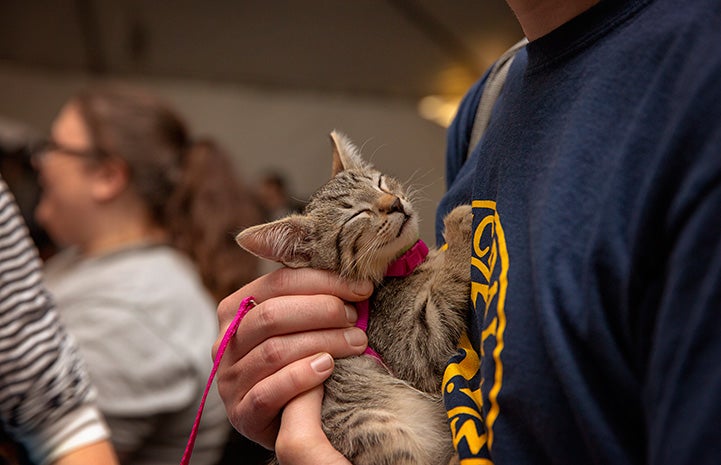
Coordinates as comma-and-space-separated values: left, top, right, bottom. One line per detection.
379, 194, 405, 214
390, 197, 404, 213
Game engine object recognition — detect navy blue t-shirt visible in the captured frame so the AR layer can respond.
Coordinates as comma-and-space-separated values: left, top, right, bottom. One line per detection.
439, 0, 721, 463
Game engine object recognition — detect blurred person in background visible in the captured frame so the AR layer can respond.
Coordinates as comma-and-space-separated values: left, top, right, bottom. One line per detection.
253, 171, 305, 276
0, 173, 118, 465
0, 121, 57, 260
257, 171, 304, 222
32, 84, 260, 465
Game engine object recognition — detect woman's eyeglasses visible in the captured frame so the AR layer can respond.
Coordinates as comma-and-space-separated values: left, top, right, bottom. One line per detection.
31, 139, 106, 166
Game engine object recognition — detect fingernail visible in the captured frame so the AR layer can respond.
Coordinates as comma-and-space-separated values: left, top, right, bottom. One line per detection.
351, 280, 373, 297
344, 328, 367, 348
310, 353, 333, 373
345, 305, 358, 324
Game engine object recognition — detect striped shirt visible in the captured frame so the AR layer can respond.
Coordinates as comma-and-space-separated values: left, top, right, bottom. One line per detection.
0, 175, 109, 464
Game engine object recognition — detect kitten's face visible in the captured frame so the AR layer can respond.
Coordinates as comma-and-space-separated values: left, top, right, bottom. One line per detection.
305, 166, 419, 279
236, 131, 418, 282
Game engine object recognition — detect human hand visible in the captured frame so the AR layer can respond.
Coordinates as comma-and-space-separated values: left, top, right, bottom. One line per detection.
214, 267, 373, 450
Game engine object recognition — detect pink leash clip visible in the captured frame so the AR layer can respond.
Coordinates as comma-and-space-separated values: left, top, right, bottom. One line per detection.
180, 296, 256, 465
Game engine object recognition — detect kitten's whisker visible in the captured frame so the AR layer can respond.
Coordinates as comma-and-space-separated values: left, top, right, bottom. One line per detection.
359, 138, 376, 162
408, 189, 433, 206
368, 143, 387, 164
403, 168, 435, 187
404, 168, 423, 186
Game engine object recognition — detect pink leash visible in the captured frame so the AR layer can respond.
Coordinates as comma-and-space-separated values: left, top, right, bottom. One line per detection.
180, 241, 429, 464
180, 296, 256, 465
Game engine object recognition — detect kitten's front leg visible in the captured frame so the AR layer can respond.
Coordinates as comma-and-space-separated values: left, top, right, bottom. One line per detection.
402, 204, 473, 391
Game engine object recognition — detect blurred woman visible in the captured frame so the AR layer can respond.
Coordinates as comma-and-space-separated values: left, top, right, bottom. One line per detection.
33, 84, 260, 465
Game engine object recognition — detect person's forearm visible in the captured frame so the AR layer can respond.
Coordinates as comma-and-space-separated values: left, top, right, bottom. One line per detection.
51, 440, 119, 465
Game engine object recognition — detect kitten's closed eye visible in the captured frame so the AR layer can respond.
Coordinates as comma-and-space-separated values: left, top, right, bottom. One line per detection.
345, 209, 372, 225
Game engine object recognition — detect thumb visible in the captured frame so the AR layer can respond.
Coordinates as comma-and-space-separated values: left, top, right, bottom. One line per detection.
276, 385, 351, 465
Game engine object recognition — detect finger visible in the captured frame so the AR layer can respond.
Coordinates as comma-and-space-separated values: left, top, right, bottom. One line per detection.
253, 267, 373, 303
213, 291, 362, 361
225, 353, 335, 450
217, 267, 373, 329
276, 386, 351, 465
216, 326, 367, 412
230, 294, 363, 358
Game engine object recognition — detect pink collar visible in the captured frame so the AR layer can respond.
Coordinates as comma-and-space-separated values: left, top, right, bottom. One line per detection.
384, 239, 429, 277
355, 240, 429, 362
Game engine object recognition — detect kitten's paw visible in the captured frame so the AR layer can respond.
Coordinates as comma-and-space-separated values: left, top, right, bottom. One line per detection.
442, 205, 473, 247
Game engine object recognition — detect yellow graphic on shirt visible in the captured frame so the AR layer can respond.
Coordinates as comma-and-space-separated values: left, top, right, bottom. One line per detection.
443, 200, 509, 464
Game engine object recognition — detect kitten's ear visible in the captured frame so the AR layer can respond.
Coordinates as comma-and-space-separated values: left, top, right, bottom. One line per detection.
330, 130, 368, 176
235, 215, 313, 267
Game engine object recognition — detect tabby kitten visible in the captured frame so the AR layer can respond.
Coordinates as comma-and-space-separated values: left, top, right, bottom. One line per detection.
236, 131, 472, 465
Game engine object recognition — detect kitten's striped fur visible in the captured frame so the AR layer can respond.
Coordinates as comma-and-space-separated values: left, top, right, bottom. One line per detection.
236, 131, 472, 465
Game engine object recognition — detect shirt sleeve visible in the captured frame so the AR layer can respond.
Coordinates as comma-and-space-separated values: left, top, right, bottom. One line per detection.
645, 173, 721, 464
641, 75, 721, 464
0, 176, 111, 465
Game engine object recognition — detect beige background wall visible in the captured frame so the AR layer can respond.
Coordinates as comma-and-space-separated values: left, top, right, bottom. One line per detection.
0, 62, 450, 244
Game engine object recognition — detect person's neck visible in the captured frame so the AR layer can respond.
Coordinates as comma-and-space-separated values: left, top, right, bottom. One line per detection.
507, 0, 600, 40
82, 227, 168, 257
80, 210, 168, 257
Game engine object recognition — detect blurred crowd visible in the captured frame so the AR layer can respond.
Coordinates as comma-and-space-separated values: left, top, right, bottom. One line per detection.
0, 83, 301, 465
